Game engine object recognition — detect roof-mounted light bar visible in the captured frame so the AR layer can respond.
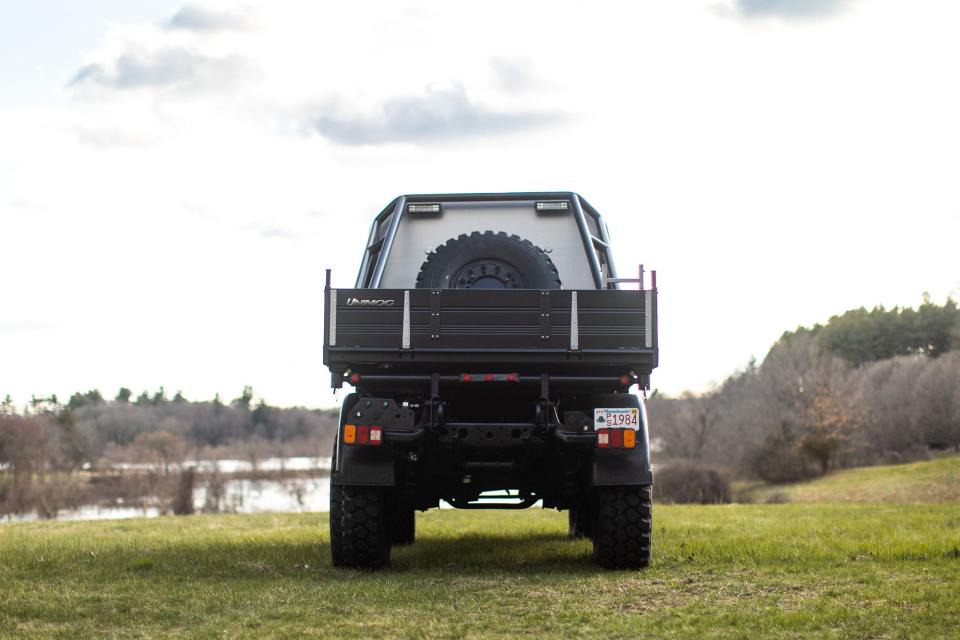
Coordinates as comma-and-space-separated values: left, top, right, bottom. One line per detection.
535, 201, 569, 212
407, 203, 441, 214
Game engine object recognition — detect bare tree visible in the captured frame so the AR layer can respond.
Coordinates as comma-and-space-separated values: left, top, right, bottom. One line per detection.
132, 430, 187, 475
915, 352, 960, 451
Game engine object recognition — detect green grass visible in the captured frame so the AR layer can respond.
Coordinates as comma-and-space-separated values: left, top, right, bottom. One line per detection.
741, 454, 960, 504
2, 505, 959, 639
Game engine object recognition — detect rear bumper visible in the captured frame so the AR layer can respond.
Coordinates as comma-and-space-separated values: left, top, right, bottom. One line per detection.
334, 425, 652, 488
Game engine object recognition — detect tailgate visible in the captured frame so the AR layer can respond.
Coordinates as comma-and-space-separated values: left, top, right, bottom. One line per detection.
324, 287, 657, 372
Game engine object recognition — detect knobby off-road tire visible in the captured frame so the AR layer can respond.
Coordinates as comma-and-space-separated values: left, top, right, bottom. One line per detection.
330, 485, 390, 569
416, 231, 562, 290
389, 503, 416, 546
593, 485, 652, 569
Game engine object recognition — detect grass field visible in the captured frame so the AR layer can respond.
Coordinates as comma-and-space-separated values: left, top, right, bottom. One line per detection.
741, 454, 960, 504
2, 501, 959, 639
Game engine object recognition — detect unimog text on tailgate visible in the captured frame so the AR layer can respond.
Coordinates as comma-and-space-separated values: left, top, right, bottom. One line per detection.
323, 192, 659, 569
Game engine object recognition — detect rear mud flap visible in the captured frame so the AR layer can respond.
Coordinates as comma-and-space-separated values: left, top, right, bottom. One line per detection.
333, 443, 395, 486
591, 448, 653, 486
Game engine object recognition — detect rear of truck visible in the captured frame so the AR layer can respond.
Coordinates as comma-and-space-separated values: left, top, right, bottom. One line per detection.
324, 192, 658, 569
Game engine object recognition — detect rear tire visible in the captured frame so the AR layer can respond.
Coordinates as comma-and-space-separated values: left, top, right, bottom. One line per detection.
592, 485, 652, 569
568, 502, 594, 540
330, 485, 391, 569
389, 503, 416, 546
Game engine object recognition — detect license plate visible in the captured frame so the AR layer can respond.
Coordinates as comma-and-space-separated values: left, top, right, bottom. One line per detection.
594, 407, 640, 429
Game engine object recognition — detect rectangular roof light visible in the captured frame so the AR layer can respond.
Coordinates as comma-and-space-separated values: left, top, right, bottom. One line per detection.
535, 201, 569, 212
407, 203, 441, 213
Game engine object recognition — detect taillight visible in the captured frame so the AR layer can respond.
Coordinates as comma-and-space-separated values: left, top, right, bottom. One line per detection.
597, 428, 637, 449
610, 429, 624, 448
342, 424, 382, 446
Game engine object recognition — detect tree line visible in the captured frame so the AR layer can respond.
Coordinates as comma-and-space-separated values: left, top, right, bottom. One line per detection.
648, 297, 960, 484
0, 386, 339, 474
1, 387, 339, 518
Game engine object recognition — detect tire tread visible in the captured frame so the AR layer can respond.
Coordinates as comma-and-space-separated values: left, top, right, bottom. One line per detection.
416, 231, 561, 289
330, 485, 390, 569
593, 485, 652, 569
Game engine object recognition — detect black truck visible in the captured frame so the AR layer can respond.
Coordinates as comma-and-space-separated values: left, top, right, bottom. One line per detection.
323, 192, 658, 569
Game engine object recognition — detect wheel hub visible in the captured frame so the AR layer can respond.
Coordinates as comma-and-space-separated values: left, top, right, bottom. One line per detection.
451, 259, 523, 289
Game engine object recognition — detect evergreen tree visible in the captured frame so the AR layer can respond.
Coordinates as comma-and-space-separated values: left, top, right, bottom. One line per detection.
1, 394, 15, 416
68, 389, 104, 410
234, 385, 254, 409
818, 297, 959, 365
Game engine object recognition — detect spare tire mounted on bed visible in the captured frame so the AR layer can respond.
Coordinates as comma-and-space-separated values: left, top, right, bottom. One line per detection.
415, 230, 562, 290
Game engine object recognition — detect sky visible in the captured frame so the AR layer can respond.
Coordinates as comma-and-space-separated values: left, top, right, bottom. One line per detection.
2, 0, 959, 409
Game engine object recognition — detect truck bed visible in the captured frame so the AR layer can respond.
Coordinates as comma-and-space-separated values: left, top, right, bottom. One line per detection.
323, 287, 658, 378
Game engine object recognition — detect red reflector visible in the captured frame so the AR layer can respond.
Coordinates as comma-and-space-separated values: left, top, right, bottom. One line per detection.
597, 428, 609, 448
357, 425, 369, 444
485, 373, 494, 382
462, 373, 472, 382
619, 374, 631, 386
507, 373, 518, 382
610, 429, 624, 448
370, 426, 382, 445
350, 373, 361, 384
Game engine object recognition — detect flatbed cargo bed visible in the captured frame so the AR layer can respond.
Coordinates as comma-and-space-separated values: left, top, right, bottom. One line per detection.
324, 284, 658, 385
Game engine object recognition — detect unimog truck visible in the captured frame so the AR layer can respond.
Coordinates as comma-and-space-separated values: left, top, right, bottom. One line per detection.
323, 192, 658, 569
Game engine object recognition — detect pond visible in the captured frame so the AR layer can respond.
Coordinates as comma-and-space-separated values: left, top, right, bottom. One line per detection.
2, 458, 333, 523
2, 456, 528, 522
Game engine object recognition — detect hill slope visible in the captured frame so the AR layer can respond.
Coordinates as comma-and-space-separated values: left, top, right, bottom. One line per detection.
745, 454, 960, 504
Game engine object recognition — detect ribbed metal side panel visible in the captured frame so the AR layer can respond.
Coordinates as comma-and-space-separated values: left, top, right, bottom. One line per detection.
330, 288, 655, 356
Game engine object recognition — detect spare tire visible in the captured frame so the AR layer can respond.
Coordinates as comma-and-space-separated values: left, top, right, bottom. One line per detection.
416, 231, 562, 290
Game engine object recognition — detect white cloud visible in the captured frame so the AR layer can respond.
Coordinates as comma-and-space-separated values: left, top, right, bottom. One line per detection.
69, 47, 252, 91
489, 56, 545, 94
165, 4, 254, 31
309, 84, 564, 145
1, 0, 960, 408
732, 0, 854, 19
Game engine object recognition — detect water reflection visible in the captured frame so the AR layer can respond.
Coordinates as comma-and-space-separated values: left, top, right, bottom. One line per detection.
112, 456, 332, 474
195, 476, 331, 515
3, 459, 331, 523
